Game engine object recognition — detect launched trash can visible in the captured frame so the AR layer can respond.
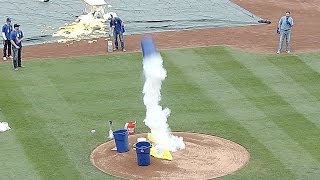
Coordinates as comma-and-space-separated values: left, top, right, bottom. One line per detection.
135, 141, 151, 166
113, 129, 129, 153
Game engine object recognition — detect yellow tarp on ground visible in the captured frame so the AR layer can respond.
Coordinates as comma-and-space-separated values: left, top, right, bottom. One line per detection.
147, 133, 172, 161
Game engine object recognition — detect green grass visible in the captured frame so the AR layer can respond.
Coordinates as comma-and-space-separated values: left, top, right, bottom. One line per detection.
1, 47, 320, 179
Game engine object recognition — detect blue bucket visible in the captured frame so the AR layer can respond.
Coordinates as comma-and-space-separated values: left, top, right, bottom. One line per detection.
136, 141, 151, 166
113, 129, 129, 153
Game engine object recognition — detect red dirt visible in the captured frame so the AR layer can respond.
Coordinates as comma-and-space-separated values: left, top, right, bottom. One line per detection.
1, 0, 319, 61
90, 132, 250, 179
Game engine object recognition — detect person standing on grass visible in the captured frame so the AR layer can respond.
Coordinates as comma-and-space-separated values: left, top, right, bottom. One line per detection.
109, 14, 126, 52
10, 24, 24, 71
277, 11, 294, 54
2, 17, 13, 61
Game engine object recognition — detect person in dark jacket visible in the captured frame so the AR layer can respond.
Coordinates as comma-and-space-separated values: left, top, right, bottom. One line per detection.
2, 17, 13, 61
110, 14, 126, 52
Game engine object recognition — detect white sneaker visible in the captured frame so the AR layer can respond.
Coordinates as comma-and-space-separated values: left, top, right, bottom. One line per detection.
276, 51, 280, 54
8, 56, 13, 59
286, 51, 290, 53
14, 68, 18, 71
3, 57, 7, 61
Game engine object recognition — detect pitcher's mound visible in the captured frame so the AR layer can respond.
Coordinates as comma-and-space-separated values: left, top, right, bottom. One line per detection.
90, 132, 250, 179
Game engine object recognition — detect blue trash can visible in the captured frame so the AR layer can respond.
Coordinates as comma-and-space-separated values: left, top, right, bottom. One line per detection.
136, 141, 151, 166
113, 129, 129, 153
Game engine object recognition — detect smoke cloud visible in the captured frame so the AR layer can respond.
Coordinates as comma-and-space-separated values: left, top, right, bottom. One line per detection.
142, 52, 185, 152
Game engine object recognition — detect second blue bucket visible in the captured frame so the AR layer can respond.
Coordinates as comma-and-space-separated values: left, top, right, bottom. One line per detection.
136, 141, 151, 166
113, 129, 129, 153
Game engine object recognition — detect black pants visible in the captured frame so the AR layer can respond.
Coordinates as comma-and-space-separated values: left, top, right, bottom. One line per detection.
3, 40, 12, 57
12, 47, 22, 68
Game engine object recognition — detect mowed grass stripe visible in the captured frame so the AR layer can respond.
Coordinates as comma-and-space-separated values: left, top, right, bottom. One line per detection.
17, 54, 146, 179
45, 54, 146, 133
0, 112, 40, 179
14, 62, 107, 179
164, 48, 320, 179
299, 53, 320, 74
162, 54, 294, 179
228, 49, 320, 161
162, 57, 235, 133
270, 55, 320, 101
231, 51, 320, 129
202, 47, 320, 162
0, 66, 82, 179
42, 55, 149, 178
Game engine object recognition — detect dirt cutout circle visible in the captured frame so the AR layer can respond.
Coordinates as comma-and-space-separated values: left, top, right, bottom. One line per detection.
90, 132, 250, 179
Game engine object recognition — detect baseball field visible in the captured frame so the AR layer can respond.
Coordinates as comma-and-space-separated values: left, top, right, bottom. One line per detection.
1, 0, 320, 179
1, 46, 320, 179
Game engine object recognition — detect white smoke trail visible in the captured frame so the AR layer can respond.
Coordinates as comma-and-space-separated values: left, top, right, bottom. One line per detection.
143, 53, 185, 152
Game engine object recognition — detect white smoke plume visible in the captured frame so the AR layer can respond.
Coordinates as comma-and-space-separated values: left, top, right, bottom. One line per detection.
142, 53, 185, 152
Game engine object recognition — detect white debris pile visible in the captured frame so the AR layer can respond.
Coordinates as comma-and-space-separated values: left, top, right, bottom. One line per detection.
53, 0, 116, 42
0, 122, 10, 133
53, 14, 107, 41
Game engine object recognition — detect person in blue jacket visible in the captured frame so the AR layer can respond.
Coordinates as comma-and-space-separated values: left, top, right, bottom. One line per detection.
10, 24, 24, 70
110, 14, 126, 52
2, 17, 13, 61
277, 11, 294, 54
